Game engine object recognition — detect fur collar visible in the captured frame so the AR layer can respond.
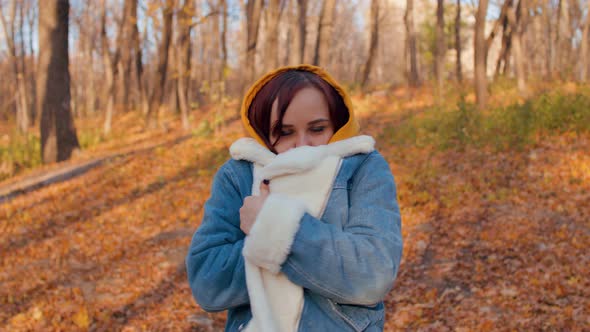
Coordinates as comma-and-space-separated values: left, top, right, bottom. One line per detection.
230, 135, 375, 179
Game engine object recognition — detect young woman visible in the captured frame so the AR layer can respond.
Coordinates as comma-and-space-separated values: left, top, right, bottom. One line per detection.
186, 65, 403, 332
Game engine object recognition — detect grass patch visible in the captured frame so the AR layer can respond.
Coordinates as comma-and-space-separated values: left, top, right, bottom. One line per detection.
0, 132, 41, 181
386, 90, 590, 151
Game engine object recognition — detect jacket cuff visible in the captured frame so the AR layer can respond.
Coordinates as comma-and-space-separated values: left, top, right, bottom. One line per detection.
242, 194, 306, 274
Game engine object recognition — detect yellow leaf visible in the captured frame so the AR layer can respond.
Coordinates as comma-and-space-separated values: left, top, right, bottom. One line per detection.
32, 306, 43, 321
73, 306, 90, 329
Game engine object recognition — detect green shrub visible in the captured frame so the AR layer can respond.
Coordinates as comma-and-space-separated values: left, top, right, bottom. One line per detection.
386, 91, 590, 151
0, 132, 41, 181
78, 128, 104, 149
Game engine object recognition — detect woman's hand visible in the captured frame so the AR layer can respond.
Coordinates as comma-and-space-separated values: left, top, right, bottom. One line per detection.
240, 180, 270, 235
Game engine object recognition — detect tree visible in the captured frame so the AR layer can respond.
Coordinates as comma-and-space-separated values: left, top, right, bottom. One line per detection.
176, 0, 195, 130
145, 0, 174, 129
246, 0, 264, 83
264, 0, 281, 72
405, 0, 420, 87
38, 0, 80, 163
474, 0, 489, 109
434, 0, 445, 98
313, 0, 336, 67
579, 0, 590, 82
361, 0, 380, 90
454, 0, 462, 82
0, 0, 29, 133
506, 0, 528, 96
100, 0, 124, 136
130, 0, 147, 115
120, 0, 138, 110
297, 0, 308, 64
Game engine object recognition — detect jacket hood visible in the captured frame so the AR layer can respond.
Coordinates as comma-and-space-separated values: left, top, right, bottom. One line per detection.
240, 64, 359, 146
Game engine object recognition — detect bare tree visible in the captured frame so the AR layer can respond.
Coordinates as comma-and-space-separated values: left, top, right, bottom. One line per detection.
0, 0, 29, 133
455, 0, 462, 83
297, 0, 308, 64
264, 0, 281, 71
176, 0, 195, 129
38, 0, 79, 163
313, 0, 336, 67
25, 0, 37, 124
221, 0, 228, 80
145, 0, 174, 128
474, 0, 489, 109
120, 0, 138, 110
130, 0, 147, 114
434, 0, 445, 98
489, 0, 511, 78
579, 0, 590, 82
361, 0, 380, 90
100, 0, 117, 135
506, 0, 528, 96
555, 0, 570, 79
246, 0, 264, 83
405, 0, 420, 87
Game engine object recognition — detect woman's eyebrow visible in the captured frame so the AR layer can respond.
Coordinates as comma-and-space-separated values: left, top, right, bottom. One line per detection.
308, 119, 330, 125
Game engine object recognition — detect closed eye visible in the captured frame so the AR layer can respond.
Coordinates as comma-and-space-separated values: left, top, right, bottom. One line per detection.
280, 129, 294, 136
310, 126, 326, 133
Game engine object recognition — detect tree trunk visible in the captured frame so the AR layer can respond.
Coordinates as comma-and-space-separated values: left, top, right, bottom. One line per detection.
177, 0, 193, 130
313, 0, 336, 67
145, 1, 174, 129
18, 3, 31, 129
130, 0, 147, 115
120, 0, 137, 110
361, 0, 379, 90
246, 0, 264, 83
507, 0, 527, 96
474, 0, 489, 109
404, 0, 420, 87
455, 0, 462, 83
434, 0, 445, 98
265, 0, 281, 71
297, 0, 308, 64
38, 0, 79, 163
579, 1, 590, 82
101, 0, 115, 136
26, 0, 38, 125
221, 0, 228, 83
0, 0, 29, 133
552, 0, 563, 77
544, 0, 553, 79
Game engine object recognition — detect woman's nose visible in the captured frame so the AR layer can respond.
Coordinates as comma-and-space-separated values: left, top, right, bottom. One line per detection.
295, 134, 310, 147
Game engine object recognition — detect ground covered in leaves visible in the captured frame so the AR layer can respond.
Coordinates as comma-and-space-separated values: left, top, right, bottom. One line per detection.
1, 91, 588, 331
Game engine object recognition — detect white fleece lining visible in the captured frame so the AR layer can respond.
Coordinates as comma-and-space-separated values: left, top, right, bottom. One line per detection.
230, 135, 375, 169
243, 193, 307, 274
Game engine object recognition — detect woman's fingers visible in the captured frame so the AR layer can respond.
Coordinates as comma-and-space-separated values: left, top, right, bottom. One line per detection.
260, 179, 270, 197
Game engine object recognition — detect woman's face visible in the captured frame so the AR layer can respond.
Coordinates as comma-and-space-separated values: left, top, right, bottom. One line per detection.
270, 87, 334, 154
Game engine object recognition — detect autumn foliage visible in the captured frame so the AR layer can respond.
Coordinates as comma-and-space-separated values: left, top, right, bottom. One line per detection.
1, 86, 589, 331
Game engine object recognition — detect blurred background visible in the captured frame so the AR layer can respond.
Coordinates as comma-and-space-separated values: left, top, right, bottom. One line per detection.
0, 0, 589, 331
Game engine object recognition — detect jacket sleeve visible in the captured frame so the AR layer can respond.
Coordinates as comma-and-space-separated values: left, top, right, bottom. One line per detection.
278, 151, 403, 305
185, 162, 250, 312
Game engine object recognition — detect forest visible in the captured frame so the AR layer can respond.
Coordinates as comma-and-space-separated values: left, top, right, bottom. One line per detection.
0, 0, 588, 330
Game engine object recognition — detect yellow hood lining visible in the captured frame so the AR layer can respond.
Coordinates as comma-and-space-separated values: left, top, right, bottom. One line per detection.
240, 64, 359, 146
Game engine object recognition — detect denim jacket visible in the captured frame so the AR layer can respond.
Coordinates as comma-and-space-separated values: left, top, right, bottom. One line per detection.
186, 149, 403, 331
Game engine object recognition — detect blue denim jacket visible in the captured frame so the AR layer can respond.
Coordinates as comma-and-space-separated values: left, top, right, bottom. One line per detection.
186, 150, 403, 331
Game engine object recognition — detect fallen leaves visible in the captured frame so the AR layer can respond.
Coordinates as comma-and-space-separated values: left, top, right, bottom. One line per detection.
1, 92, 589, 331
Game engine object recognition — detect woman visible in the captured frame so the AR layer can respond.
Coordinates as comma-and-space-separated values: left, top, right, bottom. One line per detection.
186, 65, 403, 331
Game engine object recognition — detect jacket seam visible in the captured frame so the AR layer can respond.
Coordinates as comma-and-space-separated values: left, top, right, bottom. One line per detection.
349, 151, 377, 182
285, 252, 375, 306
